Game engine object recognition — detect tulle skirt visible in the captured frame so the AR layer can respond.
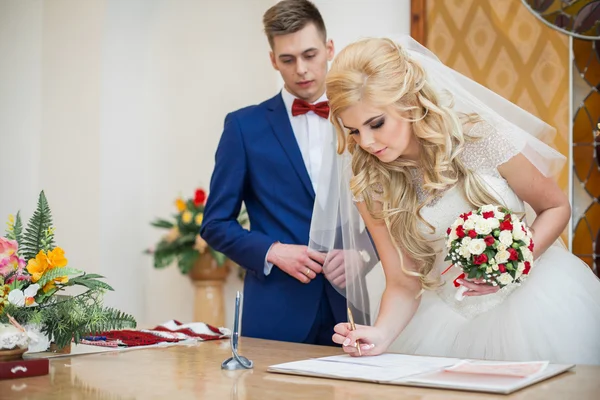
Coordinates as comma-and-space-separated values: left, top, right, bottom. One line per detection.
388, 245, 600, 365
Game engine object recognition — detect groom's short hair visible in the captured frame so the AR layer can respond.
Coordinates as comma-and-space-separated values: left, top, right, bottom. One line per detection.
262, 0, 327, 48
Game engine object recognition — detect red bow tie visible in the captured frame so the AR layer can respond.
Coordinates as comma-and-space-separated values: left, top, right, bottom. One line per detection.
291, 98, 330, 119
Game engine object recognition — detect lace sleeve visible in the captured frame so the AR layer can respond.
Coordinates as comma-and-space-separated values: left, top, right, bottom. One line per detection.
352, 182, 384, 203
460, 120, 523, 178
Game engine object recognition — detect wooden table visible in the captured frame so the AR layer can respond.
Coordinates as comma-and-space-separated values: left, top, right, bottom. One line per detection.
1, 338, 598, 399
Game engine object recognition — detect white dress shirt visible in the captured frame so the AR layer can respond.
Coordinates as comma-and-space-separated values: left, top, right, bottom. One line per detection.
264, 88, 333, 275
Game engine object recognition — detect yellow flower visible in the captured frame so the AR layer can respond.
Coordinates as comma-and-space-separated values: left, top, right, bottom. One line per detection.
27, 251, 50, 283
175, 198, 186, 213
0, 284, 10, 314
47, 247, 68, 268
195, 213, 203, 226
182, 211, 193, 224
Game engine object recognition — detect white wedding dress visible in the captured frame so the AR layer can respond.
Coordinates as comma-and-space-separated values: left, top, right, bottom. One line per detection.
382, 122, 600, 365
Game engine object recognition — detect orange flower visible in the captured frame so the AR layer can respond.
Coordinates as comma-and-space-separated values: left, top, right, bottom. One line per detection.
26, 251, 50, 283
47, 247, 68, 268
175, 198, 186, 212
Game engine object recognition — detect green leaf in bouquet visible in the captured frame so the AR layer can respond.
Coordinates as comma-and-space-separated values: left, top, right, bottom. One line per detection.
5, 212, 24, 251
150, 218, 175, 229
68, 273, 114, 292
506, 263, 515, 271
37, 267, 82, 287
21, 191, 55, 260
468, 267, 478, 279
177, 249, 199, 274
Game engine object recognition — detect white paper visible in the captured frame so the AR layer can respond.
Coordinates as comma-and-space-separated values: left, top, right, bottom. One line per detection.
270, 353, 459, 383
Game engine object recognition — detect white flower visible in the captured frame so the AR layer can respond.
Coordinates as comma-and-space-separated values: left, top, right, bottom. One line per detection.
513, 227, 526, 241
497, 273, 514, 286
459, 243, 472, 258
467, 239, 486, 255
475, 218, 493, 235
494, 210, 505, 220
520, 247, 533, 262
497, 244, 507, 252
488, 218, 500, 229
492, 264, 499, 271
463, 218, 475, 231
495, 249, 510, 264
499, 230, 513, 247
481, 205, 497, 213
7, 284, 40, 307
489, 257, 497, 265
447, 228, 458, 244
486, 266, 493, 274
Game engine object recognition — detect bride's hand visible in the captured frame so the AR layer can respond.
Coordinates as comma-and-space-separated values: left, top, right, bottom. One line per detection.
458, 278, 500, 296
332, 323, 387, 356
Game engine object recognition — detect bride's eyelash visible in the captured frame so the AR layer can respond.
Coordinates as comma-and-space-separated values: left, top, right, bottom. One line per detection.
371, 119, 385, 129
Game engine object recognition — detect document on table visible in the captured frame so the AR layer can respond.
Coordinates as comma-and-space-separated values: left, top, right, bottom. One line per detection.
267, 353, 574, 394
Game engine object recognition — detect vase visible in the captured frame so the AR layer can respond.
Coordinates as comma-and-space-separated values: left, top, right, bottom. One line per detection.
49, 342, 72, 354
189, 252, 230, 327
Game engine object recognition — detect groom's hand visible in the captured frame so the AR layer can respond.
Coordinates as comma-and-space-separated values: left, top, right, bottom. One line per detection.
267, 243, 325, 283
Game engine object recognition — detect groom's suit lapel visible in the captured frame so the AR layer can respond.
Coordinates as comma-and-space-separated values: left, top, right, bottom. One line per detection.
266, 94, 315, 199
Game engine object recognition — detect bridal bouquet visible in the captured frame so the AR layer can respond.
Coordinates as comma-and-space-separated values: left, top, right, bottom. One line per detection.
444, 205, 535, 300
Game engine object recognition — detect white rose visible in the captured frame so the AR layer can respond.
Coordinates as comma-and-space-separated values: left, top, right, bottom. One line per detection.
517, 262, 525, 273
499, 230, 513, 247
481, 205, 496, 213
488, 218, 500, 229
494, 210, 505, 220
497, 244, 507, 252
492, 264, 499, 271
475, 218, 492, 235
486, 266, 493, 274
467, 239, 486, 255
451, 218, 462, 229
459, 244, 471, 258
489, 257, 496, 265
520, 247, 533, 262
497, 273, 514, 286
463, 218, 475, 231
447, 229, 458, 244
513, 227, 526, 241
495, 249, 510, 264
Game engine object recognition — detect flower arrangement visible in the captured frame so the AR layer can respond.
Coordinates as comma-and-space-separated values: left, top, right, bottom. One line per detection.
0, 191, 136, 351
147, 188, 248, 275
444, 204, 535, 300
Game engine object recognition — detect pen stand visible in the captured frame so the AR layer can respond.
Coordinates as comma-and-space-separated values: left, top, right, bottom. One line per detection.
221, 291, 253, 370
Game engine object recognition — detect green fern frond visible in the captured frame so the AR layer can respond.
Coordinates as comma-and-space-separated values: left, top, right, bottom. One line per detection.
5, 212, 24, 251
21, 191, 55, 261
68, 273, 114, 291
37, 267, 81, 287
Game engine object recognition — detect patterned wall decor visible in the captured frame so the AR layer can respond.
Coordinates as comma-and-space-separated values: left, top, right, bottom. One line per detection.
571, 38, 599, 275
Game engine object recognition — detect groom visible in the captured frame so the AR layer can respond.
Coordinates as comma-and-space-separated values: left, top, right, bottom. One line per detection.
200, 0, 348, 345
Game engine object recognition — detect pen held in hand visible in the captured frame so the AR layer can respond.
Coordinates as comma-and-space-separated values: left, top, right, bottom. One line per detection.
347, 307, 362, 356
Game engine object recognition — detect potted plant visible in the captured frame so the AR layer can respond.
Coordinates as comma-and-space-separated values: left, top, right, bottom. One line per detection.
147, 188, 247, 326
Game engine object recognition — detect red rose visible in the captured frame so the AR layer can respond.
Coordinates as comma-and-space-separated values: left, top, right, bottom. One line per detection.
460, 212, 472, 221
508, 248, 518, 261
499, 264, 506, 273
447, 227, 451, 235
474, 254, 488, 265
484, 236, 495, 246
482, 211, 495, 219
523, 261, 531, 275
194, 189, 207, 206
468, 230, 477, 238
528, 241, 534, 252
500, 220, 513, 231
456, 225, 465, 238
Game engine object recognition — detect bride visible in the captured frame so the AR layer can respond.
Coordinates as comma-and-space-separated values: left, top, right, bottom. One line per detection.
310, 36, 600, 365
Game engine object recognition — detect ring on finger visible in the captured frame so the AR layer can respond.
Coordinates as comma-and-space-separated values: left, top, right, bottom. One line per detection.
304, 267, 311, 276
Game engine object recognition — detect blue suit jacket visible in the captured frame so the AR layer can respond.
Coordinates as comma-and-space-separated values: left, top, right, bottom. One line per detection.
200, 93, 347, 342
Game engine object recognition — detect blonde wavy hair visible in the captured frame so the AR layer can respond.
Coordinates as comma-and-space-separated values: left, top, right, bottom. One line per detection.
326, 38, 501, 291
